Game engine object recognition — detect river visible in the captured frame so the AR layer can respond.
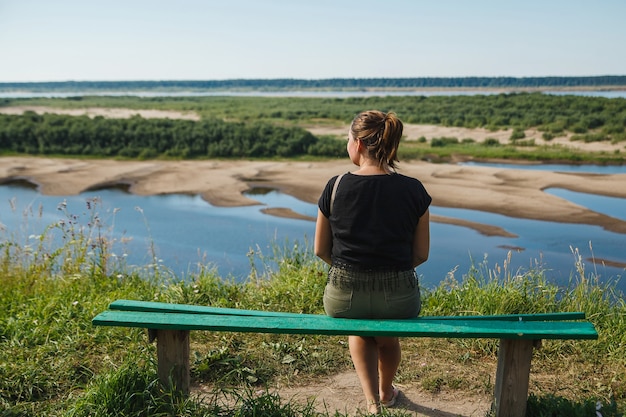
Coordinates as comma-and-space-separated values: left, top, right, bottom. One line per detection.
1, 162, 624, 293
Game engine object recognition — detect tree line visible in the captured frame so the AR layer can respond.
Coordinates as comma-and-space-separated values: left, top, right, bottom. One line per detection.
0, 112, 345, 159
2, 76, 626, 92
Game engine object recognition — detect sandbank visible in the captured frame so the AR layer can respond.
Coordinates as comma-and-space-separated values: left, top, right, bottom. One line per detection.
2, 157, 626, 240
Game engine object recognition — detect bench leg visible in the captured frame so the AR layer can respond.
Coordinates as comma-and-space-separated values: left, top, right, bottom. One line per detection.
493, 339, 535, 417
150, 329, 190, 395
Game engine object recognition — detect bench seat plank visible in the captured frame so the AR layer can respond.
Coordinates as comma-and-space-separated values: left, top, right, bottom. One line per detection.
93, 310, 598, 340
107, 299, 587, 322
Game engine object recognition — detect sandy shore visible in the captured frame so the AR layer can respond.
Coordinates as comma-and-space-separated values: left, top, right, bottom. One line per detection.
2, 156, 626, 240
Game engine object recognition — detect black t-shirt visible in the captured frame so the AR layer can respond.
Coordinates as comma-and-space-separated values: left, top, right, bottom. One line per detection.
318, 172, 432, 270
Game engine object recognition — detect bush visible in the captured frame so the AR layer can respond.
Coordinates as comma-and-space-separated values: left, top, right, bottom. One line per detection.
431, 137, 459, 147
483, 138, 501, 146
571, 133, 609, 143
510, 128, 526, 141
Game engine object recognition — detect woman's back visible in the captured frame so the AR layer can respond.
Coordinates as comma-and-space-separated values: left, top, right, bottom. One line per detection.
319, 172, 430, 270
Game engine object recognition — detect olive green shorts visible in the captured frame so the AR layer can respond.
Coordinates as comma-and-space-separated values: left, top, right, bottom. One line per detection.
323, 265, 421, 319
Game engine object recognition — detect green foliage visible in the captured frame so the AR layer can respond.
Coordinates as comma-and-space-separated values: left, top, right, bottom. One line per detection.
571, 133, 611, 143
526, 394, 622, 417
430, 137, 459, 147
483, 138, 501, 146
306, 135, 345, 158
67, 360, 261, 417
510, 128, 526, 140
0, 112, 342, 159
3, 92, 626, 138
3, 93, 626, 164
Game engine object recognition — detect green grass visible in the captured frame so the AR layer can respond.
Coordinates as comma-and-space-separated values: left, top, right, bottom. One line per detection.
1, 201, 624, 416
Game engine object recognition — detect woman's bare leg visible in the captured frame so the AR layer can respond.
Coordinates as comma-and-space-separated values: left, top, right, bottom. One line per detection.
376, 336, 401, 403
349, 335, 401, 412
349, 335, 380, 412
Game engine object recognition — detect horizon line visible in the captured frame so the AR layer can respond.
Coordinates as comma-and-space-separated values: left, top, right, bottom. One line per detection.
2, 75, 626, 85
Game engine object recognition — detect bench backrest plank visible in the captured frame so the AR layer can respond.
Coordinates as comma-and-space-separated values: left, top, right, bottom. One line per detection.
92, 310, 598, 340
107, 299, 587, 322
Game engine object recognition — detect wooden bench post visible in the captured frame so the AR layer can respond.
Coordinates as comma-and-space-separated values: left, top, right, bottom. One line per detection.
493, 339, 535, 417
149, 329, 190, 395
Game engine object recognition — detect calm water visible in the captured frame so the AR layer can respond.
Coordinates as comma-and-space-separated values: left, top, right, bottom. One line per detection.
1, 175, 624, 293
459, 161, 626, 175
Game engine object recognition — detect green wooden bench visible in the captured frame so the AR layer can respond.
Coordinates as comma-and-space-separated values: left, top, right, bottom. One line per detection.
92, 299, 598, 417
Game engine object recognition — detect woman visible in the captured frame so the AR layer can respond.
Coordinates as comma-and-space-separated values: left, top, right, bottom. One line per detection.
314, 110, 431, 414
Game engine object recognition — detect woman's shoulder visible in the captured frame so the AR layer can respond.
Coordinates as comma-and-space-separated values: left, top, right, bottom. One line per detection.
392, 172, 425, 184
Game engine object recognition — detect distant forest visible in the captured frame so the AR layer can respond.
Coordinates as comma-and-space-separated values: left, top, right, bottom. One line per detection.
2, 76, 626, 92
0, 112, 345, 159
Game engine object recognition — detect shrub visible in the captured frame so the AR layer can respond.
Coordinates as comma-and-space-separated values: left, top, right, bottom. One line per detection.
510, 128, 526, 141
431, 137, 459, 147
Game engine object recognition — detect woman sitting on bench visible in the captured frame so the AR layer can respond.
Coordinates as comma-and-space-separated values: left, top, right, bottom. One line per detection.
314, 110, 432, 413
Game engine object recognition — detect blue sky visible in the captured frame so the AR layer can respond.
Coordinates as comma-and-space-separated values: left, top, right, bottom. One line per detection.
1, 0, 625, 82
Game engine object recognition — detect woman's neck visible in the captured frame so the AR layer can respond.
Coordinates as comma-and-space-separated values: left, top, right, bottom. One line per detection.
353, 161, 392, 175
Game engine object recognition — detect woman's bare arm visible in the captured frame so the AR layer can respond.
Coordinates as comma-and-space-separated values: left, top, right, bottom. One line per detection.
412, 209, 430, 268
314, 209, 333, 265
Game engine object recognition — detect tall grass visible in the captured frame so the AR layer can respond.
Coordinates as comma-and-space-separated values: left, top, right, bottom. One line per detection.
0, 201, 624, 416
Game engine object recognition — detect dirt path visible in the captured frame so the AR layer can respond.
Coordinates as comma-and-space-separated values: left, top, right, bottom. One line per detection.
274, 371, 491, 416
196, 370, 492, 416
